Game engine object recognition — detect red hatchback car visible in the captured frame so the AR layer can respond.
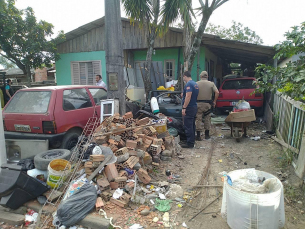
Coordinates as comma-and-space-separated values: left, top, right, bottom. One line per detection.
216, 76, 263, 116
3, 85, 107, 149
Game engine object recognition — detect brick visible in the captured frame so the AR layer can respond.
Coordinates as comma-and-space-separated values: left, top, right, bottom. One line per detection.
94, 135, 108, 145
116, 152, 130, 163
118, 170, 128, 177
126, 140, 137, 149
152, 162, 159, 169
110, 197, 127, 208
105, 164, 119, 181
108, 139, 118, 145
145, 136, 155, 142
120, 193, 131, 203
128, 150, 138, 157
96, 197, 105, 211
90, 155, 105, 162
134, 127, 143, 134
118, 139, 126, 148
152, 155, 160, 163
137, 134, 145, 140
123, 111, 133, 119
125, 181, 135, 192
109, 144, 118, 153
148, 126, 157, 135
150, 144, 161, 154
123, 156, 139, 169
85, 161, 93, 168
101, 191, 112, 201
97, 177, 110, 188
153, 138, 163, 146
137, 117, 150, 126
92, 161, 101, 168
136, 168, 151, 184
110, 182, 119, 189
143, 152, 152, 165
144, 138, 152, 145
136, 138, 143, 146
114, 177, 127, 182
110, 135, 122, 142
162, 150, 172, 157
115, 147, 128, 156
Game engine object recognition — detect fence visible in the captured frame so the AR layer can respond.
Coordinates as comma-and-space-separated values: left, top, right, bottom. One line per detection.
273, 92, 305, 178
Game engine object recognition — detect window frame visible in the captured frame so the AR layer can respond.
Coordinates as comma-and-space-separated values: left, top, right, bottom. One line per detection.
62, 88, 93, 111
164, 59, 175, 80
88, 88, 108, 106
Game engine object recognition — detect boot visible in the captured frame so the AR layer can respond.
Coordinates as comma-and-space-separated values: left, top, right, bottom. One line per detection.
196, 131, 202, 141
205, 130, 210, 139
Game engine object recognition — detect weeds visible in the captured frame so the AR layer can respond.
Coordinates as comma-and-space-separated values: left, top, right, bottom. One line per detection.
279, 149, 294, 168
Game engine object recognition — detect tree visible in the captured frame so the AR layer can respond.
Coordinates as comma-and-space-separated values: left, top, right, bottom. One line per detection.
0, 0, 65, 85
255, 22, 305, 102
206, 21, 263, 44
122, 0, 193, 98
185, 0, 229, 71
0, 56, 16, 69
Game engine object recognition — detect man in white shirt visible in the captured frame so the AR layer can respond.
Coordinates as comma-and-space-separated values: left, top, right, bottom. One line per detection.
95, 75, 107, 90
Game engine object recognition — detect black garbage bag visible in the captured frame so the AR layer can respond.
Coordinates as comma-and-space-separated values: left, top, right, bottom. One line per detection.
17, 159, 35, 171
83, 143, 97, 160
57, 183, 97, 226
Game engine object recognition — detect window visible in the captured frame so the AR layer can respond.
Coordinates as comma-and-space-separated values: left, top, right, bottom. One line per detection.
164, 60, 175, 80
100, 99, 119, 122
222, 79, 256, 90
63, 89, 92, 111
4, 91, 51, 114
89, 88, 107, 105
71, 61, 101, 85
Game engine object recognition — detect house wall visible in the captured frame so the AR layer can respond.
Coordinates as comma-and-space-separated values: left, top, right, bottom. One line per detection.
56, 51, 106, 85
133, 47, 206, 82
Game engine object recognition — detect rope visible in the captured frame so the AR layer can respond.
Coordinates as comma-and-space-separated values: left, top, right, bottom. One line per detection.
99, 209, 122, 229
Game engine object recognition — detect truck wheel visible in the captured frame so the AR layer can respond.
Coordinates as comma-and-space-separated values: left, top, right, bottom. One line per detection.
34, 149, 71, 170
61, 130, 82, 150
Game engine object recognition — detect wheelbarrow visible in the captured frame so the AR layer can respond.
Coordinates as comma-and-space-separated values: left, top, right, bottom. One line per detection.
225, 109, 256, 142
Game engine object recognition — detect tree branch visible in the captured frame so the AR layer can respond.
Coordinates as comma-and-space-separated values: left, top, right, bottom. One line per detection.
215, 0, 229, 10
199, 0, 205, 7
205, 0, 209, 7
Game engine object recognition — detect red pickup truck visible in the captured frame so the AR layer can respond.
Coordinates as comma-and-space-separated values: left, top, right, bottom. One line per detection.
2, 85, 107, 149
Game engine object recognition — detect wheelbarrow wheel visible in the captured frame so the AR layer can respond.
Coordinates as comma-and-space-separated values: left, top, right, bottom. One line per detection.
234, 128, 241, 142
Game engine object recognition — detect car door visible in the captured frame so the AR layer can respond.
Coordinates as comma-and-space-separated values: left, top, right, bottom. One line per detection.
54, 88, 96, 133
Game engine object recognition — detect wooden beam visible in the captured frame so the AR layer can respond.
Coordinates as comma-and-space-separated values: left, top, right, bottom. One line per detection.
271, 136, 299, 154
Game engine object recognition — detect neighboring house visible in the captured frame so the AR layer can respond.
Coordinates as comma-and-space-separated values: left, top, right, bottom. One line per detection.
278, 52, 305, 68
56, 17, 275, 89
4, 68, 34, 84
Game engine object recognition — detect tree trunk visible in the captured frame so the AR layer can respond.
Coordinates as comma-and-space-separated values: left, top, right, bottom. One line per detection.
187, 12, 211, 70
143, 26, 156, 101
26, 65, 31, 87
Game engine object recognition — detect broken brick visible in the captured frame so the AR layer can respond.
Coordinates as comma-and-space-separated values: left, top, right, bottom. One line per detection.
136, 168, 151, 184
123, 156, 139, 169
126, 140, 137, 149
123, 111, 133, 119
105, 164, 119, 181
96, 197, 105, 211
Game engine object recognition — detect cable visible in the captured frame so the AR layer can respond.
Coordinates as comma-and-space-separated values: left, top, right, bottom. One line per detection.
99, 209, 122, 229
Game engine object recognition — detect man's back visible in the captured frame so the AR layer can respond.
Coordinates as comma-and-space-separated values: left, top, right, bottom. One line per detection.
197, 79, 217, 100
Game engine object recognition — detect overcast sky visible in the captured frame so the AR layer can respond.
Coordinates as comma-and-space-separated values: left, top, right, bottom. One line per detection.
12, 0, 305, 46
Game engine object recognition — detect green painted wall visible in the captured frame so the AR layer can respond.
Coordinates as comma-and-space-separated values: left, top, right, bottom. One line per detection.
133, 47, 206, 82
56, 51, 106, 85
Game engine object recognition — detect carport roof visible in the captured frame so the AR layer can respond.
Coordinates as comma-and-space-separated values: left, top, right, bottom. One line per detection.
201, 36, 276, 64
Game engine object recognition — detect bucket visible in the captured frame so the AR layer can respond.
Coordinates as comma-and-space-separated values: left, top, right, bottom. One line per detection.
47, 159, 71, 188
221, 169, 285, 229
154, 119, 167, 134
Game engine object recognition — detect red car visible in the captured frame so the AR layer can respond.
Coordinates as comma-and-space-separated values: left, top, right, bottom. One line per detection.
3, 85, 107, 149
216, 76, 263, 116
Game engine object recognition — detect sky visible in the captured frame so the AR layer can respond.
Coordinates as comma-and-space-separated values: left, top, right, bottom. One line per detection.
10, 0, 305, 46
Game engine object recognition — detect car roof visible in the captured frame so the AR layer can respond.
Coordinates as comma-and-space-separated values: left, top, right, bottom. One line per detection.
17, 85, 106, 91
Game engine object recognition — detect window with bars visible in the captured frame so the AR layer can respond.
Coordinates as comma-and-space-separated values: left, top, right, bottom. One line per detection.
164, 60, 175, 80
71, 61, 101, 85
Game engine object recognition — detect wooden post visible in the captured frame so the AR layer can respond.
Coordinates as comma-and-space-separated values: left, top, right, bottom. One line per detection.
105, 0, 126, 114
295, 129, 305, 178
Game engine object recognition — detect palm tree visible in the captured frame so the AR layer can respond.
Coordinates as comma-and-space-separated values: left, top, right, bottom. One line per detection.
186, 0, 229, 70
122, 0, 193, 99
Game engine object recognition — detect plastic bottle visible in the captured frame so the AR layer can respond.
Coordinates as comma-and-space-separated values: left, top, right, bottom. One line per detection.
150, 97, 159, 114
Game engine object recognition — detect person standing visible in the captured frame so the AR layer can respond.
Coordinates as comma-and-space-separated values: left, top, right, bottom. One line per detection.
5, 79, 14, 103
181, 71, 199, 148
95, 74, 107, 90
196, 71, 219, 140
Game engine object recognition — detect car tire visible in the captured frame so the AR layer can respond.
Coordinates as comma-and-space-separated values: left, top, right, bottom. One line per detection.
34, 149, 71, 170
61, 130, 82, 150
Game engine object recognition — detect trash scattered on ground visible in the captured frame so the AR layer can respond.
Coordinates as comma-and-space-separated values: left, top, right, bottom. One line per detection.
250, 135, 260, 140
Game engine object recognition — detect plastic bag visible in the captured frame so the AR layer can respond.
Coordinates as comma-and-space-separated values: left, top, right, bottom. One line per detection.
57, 183, 97, 226
17, 159, 35, 171
236, 100, 250, 110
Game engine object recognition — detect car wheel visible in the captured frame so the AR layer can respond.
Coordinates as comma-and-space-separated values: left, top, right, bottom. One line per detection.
61, 130, 82, 150
34, 149, 71, 170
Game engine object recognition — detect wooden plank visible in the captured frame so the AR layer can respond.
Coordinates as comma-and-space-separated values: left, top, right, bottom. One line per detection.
225, 109, 256, 123
87, 155, 113, 181
295, 130, 305, 178
271, 136, 299, 154
43, 190, 63, 202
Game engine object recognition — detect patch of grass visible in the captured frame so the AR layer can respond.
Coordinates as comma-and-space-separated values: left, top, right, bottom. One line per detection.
278, 149, 294, 168
285, 184, 298, 200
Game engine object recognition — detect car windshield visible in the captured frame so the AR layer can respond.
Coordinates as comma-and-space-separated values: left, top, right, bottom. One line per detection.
222, 79, 256, 90
4, 91, 51, 113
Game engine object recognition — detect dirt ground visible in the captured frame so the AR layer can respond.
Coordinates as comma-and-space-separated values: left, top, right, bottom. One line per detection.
2, 121, 305, 229
163, 121, 305, 229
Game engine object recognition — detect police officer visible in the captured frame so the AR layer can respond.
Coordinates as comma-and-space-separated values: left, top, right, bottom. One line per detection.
181, 71, 199, 148
196, 71, 219, 140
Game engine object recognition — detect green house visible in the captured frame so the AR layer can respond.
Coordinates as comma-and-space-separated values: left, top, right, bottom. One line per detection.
56, 17, 275, 90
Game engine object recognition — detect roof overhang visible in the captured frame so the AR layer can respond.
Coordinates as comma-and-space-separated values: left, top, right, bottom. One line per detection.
201, 36, 275, 65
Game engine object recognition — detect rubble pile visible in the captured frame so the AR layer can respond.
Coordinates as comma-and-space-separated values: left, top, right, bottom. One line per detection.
49, 111, 181, 228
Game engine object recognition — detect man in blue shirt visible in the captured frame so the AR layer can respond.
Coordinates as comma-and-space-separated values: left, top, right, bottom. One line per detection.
181, 71, 199, 148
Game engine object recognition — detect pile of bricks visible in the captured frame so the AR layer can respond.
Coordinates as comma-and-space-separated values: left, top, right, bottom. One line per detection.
87, 112, 176, 210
